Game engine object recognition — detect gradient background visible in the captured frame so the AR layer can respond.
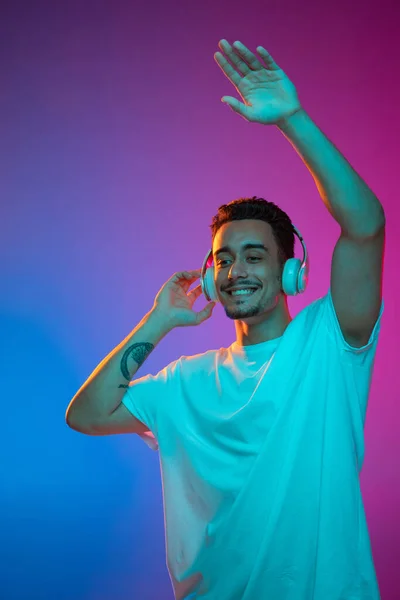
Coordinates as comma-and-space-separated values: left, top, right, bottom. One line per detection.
1, 0, 399, 598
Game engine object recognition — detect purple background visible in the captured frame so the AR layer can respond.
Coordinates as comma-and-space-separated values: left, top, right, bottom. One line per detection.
1, 0, 398, 598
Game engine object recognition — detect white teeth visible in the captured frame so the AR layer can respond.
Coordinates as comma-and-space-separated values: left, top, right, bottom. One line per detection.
230, 288, 257, 296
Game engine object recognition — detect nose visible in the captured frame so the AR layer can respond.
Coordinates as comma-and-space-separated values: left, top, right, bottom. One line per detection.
228, 258, 249, 279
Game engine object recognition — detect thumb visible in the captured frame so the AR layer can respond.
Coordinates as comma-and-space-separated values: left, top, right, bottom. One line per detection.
195, 301, 216, 325
221, 96, 249, 120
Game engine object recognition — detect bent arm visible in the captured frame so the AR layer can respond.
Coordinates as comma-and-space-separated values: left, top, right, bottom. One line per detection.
65, 309, 172, 434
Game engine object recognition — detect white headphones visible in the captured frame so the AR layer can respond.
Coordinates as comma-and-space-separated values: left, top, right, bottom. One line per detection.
200, 224, 309, 302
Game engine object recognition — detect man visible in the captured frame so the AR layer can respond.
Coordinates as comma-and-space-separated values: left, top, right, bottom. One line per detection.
66, 40, 385, 599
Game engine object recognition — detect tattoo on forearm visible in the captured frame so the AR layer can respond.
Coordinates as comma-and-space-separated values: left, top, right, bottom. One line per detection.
118, 342, 154, 387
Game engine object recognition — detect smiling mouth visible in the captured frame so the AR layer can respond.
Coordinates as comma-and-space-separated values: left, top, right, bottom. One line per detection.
226, 288, 259, 298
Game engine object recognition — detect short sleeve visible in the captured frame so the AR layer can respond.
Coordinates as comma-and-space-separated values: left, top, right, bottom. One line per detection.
323, 287, 384, 364
121, 359, 178, 451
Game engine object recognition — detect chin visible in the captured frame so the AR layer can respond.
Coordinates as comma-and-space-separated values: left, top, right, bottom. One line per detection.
223, 304, 263, 321
222, 289, 282, 322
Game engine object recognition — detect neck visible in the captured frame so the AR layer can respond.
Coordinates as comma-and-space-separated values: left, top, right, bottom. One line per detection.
234, 295, 292, 347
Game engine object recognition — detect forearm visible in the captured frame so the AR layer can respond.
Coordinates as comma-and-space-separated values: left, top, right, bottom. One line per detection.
277, 109, 385, 236
66, 309, 172, 428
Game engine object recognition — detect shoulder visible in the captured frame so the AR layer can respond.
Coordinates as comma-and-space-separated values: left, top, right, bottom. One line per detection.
285, 293, 328, 336
178, 346, 229, 371
288, 290, 384, 359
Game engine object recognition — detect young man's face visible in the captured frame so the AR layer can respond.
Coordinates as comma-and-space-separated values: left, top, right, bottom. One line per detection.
213, 219, 284, 322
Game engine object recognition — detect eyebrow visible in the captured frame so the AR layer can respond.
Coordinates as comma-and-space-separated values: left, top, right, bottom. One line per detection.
214, 243, 269, 257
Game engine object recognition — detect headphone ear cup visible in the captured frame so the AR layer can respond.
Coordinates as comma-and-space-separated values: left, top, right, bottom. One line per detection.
298, 259, 309, 294
282, 258, 302, 296
204, 266, 218, 302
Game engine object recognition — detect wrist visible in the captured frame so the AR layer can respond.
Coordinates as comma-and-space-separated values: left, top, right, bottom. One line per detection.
276, 106, 306, 132
147, 307, 175, 338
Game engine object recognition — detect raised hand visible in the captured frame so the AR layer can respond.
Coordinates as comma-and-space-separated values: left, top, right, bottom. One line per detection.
152, 270, 216, 328
214, 39, 302, 125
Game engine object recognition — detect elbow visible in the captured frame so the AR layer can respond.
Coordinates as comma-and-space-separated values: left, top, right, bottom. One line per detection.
65, 405, 93, 435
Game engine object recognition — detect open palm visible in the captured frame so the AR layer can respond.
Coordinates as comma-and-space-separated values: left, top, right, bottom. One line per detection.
214, 40, 302, 124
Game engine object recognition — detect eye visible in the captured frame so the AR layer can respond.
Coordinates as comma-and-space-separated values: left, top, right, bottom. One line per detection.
217, 256, 261, 268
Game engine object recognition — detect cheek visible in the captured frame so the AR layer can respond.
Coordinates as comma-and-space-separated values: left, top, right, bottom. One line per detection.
262, 272, 282, 293
215, 271, 224, 286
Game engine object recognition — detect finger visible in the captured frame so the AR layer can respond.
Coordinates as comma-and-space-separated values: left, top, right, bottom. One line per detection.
172, 270, 201, 282
214, 51, 242, 88
256, 46, 280, 71
221, 96, 250, 121
231, 40, 264, 71
187, 284, 203, 302
195, 302, 216, 325
183, 269, 202, 277
218, 39, 252, 76
171, 270, 201, 293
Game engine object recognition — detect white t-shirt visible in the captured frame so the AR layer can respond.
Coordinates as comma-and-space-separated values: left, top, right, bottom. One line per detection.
122, 289, 384, 600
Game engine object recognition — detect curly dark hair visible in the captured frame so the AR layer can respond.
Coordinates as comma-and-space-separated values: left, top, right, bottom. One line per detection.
210, 196, 295, 268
